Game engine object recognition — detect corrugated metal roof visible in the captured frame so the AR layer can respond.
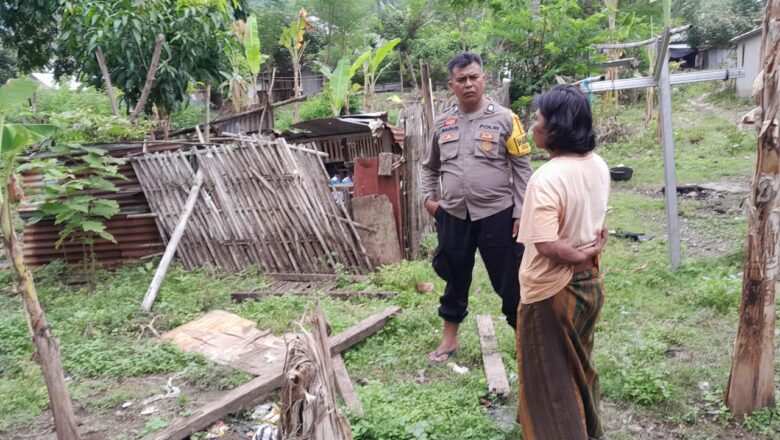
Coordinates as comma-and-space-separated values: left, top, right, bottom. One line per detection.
18, 143, 178, 266
730, 27, 762, 44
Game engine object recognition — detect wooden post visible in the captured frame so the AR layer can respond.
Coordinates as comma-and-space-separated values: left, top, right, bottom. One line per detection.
1, 179, 82, 440
96, 46, 120, 116
657, 35, 681, 269
420, 59, 434, 131
141, 169, 204, 312
204, 84, 210, 144
131, 34, 166, 123
726, 0, 779, 416
499, 78, 511, 107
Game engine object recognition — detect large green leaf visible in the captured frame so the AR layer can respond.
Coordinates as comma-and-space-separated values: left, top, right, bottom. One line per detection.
328, 58, 352, 116
0, 78, 39, 113
244, 14, 263, 76
370, 38, 401, 73
1, 124, 55, 159
351, 50, 372, 76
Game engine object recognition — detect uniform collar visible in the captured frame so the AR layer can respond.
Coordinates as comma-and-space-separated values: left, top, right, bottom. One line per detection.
454, 98, 496, 122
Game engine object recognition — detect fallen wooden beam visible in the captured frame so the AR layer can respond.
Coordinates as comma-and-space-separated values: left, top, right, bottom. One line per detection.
476, 315, 510, 397
332, 354, 364, 415
145, 306, 401, 440
231, 290, 397, 302
264, 272, 369, 282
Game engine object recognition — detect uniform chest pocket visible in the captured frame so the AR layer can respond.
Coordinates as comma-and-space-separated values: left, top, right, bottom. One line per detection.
438, 131, 460, 161
473, 130, 504, 160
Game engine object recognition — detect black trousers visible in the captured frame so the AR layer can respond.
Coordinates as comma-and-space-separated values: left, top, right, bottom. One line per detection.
432, 205, 524, 328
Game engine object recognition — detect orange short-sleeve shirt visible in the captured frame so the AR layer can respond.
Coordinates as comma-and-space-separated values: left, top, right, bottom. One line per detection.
517, 152, 610, 304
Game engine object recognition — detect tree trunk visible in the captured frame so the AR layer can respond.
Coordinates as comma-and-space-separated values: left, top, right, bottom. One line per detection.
96, 46, 120, 116
292, 58, 301, 123
725, 0, 780, 417
131, 34, 166, 124
405, 52, 419, 92
399, 51, 405, 94
1, 176, 81, 440
603, 0, 619, 107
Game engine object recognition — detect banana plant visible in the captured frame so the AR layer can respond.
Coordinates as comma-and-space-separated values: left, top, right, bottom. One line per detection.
280, 9, 311, 121
357, 38, 401, 112
0, 78, 81, 439
244, 14, 269, 104
317, 52, 370, 117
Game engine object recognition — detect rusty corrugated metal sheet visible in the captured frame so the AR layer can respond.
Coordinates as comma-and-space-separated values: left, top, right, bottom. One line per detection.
19, 144, 175, 266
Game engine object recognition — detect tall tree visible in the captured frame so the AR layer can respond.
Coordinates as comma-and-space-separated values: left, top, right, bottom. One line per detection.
726, 0, 780, 417
304, 0, 374, 64
487, 0, 605, 111
375, 0, 435, 90
675, 0, 762, 47
0, 0, 59, 72
280, 8, 312, 121
58, 0, 239, 119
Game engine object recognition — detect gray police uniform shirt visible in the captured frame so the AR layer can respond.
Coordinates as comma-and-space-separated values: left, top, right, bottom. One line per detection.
421, 99, 533, 221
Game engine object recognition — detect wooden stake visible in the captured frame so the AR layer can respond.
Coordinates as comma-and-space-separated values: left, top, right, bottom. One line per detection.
204, 85, 210, 144
141, 169, 203, 312
726, 0, 780, 416
131, 34, 166, 123
420, 59, 434, 130
96, 46, 120, 116
1, 178, 81, 440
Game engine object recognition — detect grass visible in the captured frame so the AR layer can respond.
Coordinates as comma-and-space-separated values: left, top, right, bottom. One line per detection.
0, 81, 776, 439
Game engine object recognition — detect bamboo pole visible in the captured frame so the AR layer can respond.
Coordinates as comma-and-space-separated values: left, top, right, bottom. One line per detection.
141, 168, 204, 312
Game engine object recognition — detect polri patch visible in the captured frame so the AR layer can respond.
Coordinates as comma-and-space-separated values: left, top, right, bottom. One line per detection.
480, 141, 494, 153
478, 132, 495, 141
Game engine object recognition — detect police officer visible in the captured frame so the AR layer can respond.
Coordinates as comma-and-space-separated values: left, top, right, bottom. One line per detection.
422, 52, 532, 363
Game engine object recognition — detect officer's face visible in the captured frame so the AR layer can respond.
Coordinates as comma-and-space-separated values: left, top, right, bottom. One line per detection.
449, 62, 485, 108
532, 110, 549, 150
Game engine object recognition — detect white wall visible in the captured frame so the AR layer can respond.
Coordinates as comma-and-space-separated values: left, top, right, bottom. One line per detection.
736, 35, 762, 98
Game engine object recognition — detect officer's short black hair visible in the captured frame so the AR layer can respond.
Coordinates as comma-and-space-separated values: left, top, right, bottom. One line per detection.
447, 52, 483, 76
536, 85, 596, 154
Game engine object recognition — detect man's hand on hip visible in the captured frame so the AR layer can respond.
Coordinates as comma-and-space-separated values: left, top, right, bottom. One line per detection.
512, 218, 521, 238
425, 199, 440, 217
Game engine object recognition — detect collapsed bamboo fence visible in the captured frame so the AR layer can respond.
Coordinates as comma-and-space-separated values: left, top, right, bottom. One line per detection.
132, 136, 372, 274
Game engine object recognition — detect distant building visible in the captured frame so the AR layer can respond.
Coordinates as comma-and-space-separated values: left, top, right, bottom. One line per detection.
730, 27, 762, 98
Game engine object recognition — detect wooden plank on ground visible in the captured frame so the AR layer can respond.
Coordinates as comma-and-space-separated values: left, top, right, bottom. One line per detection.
146, 306, 401, 440
264, 272, 369, 283
331, 354, 364, 415
475, 314, 510, 397
231, 290, 397, 302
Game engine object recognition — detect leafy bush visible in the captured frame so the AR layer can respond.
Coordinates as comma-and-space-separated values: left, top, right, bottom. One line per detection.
299, 92, 361, 122
171, 103, 206, 130
35, 83, 117, 116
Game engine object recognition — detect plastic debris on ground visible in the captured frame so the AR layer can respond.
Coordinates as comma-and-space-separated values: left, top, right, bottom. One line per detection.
447, 362, 469, 374
205, 421, 229, 439
251, 423, 278, 440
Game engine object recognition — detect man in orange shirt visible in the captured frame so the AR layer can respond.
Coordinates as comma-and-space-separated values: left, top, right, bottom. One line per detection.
515, 85, 610, 440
